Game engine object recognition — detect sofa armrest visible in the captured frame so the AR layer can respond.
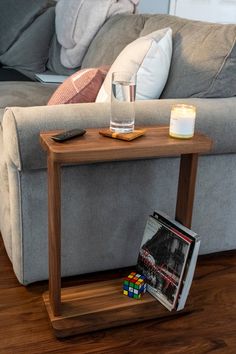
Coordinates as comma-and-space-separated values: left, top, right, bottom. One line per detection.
2, 97, 236, 170
2, 102, 110, 170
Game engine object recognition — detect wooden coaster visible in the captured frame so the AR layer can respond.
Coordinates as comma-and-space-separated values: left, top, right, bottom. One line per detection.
99, 129, 146, 141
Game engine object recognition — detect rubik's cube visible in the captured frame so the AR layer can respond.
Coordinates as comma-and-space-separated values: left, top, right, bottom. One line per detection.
123, 272, 147, 299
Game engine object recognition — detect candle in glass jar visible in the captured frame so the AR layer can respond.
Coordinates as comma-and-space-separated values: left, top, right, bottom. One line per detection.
169, 104, 196, 139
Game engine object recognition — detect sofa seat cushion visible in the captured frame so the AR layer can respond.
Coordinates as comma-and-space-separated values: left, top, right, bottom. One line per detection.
0, 82, 57, 109
140, 15, 236, 99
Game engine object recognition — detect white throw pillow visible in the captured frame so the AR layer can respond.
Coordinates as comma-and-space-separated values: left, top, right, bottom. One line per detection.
96, 27, 172, 102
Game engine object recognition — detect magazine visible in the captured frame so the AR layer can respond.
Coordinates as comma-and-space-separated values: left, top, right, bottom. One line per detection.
137, 211, 200, 311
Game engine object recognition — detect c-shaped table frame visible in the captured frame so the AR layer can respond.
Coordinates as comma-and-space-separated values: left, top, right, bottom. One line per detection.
41, 126, 212, 337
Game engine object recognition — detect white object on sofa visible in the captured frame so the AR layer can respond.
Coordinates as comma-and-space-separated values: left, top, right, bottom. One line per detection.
169, 0, 236, 24
96, 28, 172, 102
35, 72, 68, 84
56, 0, 139, 68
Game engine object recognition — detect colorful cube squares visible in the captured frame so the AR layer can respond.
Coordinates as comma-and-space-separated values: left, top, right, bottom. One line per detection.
123, 272, 146, 299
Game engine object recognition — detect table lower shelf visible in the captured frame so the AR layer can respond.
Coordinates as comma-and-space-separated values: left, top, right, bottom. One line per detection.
43, 278, 182, 338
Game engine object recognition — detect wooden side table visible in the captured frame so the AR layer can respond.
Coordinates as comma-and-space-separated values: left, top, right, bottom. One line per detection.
40, 126, 212, 338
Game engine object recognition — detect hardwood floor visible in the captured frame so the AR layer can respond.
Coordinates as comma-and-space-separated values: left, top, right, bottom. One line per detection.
0, 236, 236, 354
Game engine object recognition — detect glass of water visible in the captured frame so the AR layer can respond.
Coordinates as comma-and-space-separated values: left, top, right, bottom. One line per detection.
110, 71, 136, 133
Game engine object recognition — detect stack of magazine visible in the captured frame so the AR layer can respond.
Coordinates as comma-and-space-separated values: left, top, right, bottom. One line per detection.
137, 211, 200, 311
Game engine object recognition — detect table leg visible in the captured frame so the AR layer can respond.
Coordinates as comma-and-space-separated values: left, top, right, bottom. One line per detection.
175, 153, 198, 228
48, 156, 61, 316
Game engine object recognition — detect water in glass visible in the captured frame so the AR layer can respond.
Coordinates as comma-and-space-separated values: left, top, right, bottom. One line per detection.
110, 72, 136, 133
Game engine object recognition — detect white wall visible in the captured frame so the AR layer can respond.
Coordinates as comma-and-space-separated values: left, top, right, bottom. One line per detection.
138, 0, 170, 14
169, 0, 236, 24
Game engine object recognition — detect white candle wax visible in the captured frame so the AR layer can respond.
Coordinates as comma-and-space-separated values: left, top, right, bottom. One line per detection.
169, 104, 196, 139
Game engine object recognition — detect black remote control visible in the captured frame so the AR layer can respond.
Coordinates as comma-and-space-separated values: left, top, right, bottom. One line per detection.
51, 129, 86, 142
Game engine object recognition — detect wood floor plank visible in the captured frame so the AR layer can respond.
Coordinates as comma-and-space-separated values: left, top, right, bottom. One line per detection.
0, 235, 236, 353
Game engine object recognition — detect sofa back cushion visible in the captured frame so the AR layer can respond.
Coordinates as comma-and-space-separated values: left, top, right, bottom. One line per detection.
84, 13, 236, 99
140, 15, 236, 98
81, 14, 147, 69
0, 0, 54, 55
0, 0, 56, 78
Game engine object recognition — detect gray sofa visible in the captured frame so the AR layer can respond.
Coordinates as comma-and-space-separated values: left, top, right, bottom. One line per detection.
1, 13, 236, 285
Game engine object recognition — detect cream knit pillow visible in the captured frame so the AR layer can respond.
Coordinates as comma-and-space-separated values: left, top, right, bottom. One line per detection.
96, 27, 172, 102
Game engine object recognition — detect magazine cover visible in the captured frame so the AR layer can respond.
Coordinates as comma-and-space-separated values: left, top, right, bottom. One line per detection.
152, 211, 201, 311
137, 213, 196, 311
